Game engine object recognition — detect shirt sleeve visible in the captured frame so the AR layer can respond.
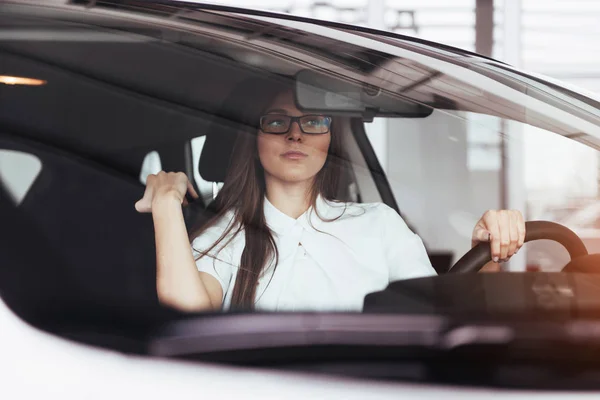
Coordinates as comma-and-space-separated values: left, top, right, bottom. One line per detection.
381, 205, 437, 281
191, 225, 237, 300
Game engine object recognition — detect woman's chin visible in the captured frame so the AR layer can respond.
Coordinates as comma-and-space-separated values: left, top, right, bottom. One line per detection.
281, 174, 314, 183
273, 170, 317, 184
263, 160, 325, 185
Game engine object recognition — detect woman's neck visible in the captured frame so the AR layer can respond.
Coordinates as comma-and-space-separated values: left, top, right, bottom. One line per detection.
264, 176, 314, 219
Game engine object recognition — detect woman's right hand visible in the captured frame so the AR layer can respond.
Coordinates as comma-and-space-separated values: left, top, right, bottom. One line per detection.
135, 171, 198, 213
139, 172, 218, 311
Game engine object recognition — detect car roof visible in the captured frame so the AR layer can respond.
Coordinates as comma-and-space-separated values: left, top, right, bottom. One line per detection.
64, 0, 504, 64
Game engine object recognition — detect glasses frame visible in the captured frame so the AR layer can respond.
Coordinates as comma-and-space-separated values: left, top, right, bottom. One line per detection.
259, 114, 332, 135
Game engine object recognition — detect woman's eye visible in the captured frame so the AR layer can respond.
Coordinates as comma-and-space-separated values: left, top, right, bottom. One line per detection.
268, 119, 285, 127
306, 118, 323, 126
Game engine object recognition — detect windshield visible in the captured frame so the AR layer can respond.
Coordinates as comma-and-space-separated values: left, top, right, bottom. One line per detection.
3, 1, 600, 384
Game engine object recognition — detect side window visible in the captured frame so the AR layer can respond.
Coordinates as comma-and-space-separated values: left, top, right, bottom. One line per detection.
566, 203, 600, 230
380, 109, 599, 272
0, 149, 42, 206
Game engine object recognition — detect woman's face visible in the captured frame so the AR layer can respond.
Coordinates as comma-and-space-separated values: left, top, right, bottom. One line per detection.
257, 91, 331, 185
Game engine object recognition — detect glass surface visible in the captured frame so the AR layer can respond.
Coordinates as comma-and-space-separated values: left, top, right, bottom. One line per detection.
2, 2, 600, 373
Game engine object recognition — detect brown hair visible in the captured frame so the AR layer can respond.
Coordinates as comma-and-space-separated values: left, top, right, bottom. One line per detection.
191, 78, 349, 310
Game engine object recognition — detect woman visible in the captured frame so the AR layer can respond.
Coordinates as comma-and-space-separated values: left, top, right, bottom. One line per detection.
135, 82, 525, 312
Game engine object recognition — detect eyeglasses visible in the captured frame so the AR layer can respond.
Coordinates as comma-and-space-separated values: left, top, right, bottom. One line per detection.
259, 114, 332, 134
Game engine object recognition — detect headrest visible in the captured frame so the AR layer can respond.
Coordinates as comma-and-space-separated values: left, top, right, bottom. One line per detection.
198, 76, 294, 183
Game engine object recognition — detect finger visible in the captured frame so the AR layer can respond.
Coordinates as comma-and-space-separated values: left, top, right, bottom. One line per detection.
135, 177, 155, 213
483, 211, 501, 262
498, 210, 511, 260
135, 189, 153, 212
507, 211, 519, 257
472, 226, 491, 245
187, 179, 200, 200
516, 211, 526, 248
135, 199, 152, 213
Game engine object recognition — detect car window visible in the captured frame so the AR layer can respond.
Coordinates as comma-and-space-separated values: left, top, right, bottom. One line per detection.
190, 118, 369, 206
2, 2, 600, 361
374, 108, 599, 273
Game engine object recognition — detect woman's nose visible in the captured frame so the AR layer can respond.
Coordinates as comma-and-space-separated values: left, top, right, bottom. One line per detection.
286, 121, 303, 142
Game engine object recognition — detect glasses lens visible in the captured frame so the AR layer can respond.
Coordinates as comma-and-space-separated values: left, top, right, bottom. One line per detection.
300, 115, 331, 134
261, 115, 290, 134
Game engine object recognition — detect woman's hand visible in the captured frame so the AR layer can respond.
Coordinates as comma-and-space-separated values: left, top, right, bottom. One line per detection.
471, 210, 526, 266
138, 172, 219, 311
135, 171, 198, 213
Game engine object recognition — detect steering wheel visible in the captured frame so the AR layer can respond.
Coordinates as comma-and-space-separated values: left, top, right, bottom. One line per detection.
448, 221, 588, 273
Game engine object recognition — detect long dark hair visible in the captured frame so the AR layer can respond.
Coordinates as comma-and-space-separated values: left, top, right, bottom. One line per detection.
191, 77, 349, 309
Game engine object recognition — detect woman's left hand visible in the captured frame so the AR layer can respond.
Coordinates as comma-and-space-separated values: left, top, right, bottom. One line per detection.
471, 210, 526, 263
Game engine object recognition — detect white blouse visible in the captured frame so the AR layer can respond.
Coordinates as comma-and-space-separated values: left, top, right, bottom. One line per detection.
193, 196, 437, 312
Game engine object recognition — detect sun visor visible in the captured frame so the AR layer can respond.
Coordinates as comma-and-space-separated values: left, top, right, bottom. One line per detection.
295, 70, 432, 121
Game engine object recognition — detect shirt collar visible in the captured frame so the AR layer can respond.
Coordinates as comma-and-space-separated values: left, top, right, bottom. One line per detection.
264, 195, 335, 236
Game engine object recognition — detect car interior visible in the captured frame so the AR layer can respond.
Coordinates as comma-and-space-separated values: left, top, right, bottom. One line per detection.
6, 2, 600, 379
0, 4, 438, 350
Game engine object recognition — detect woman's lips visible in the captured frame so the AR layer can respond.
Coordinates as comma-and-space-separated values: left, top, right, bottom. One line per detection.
281, 151, 308, 160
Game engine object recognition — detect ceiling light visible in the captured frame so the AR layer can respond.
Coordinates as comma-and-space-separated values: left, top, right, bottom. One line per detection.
0, 75, 46, 86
